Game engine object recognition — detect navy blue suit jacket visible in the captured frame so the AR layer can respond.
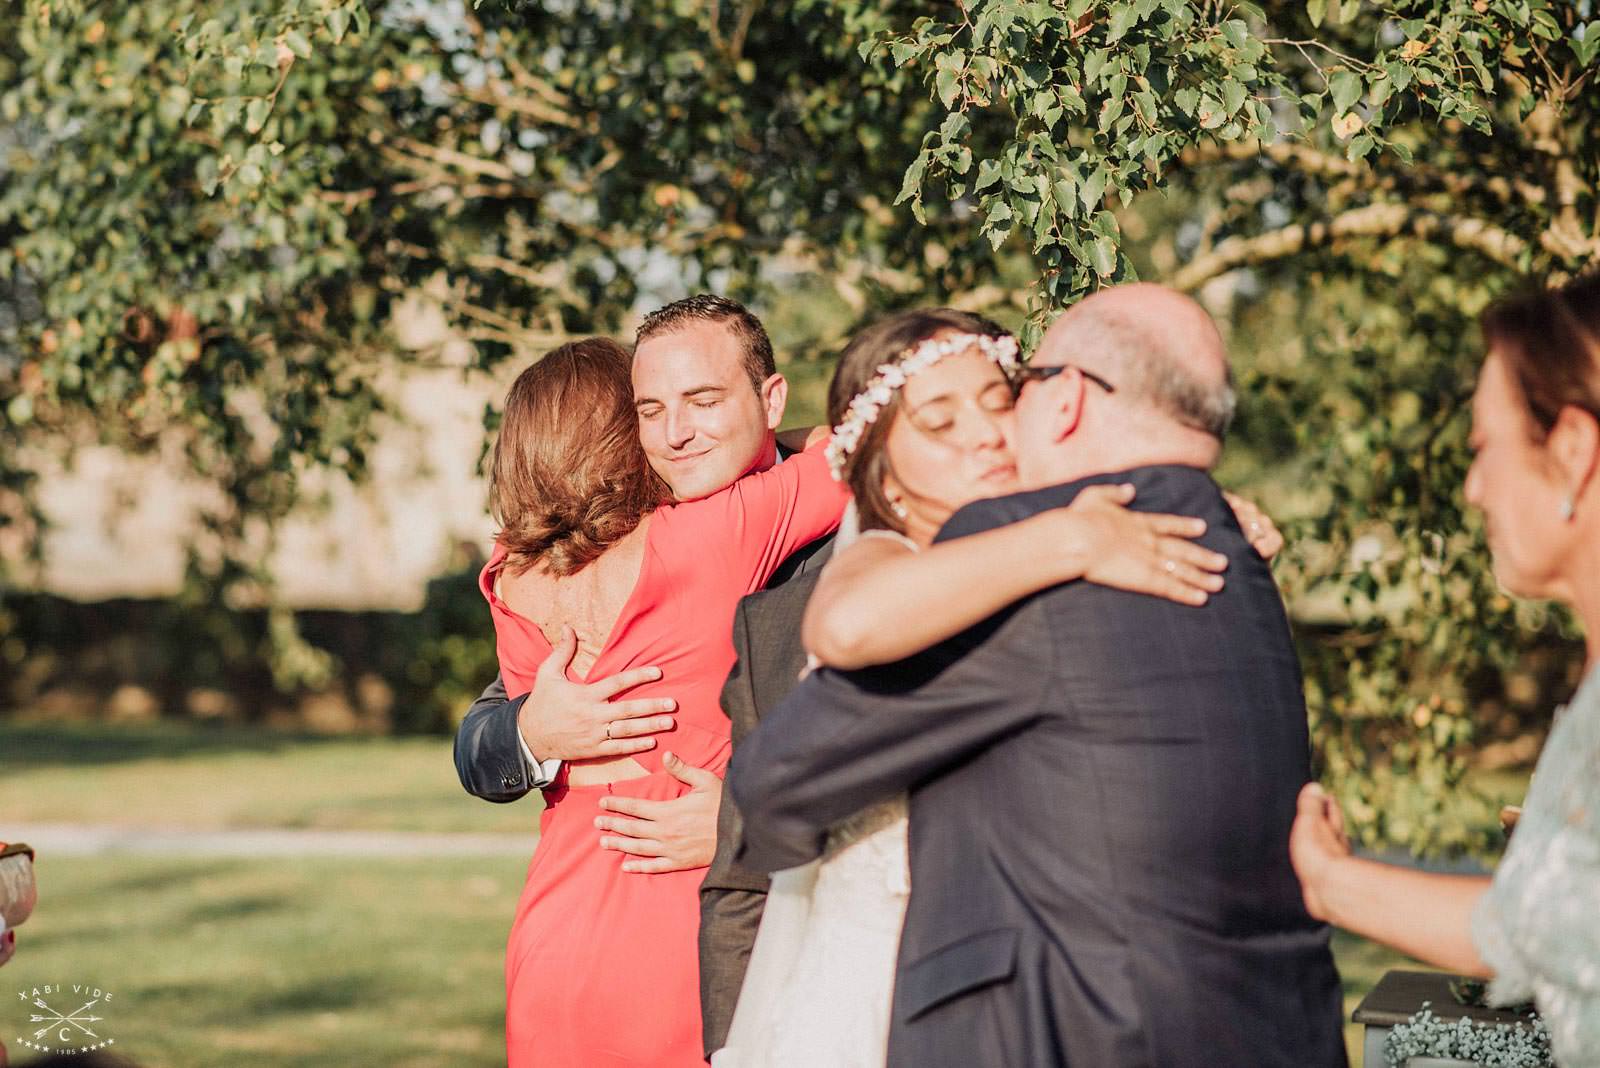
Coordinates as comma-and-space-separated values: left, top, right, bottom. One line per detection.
730, 465, 1347, 1068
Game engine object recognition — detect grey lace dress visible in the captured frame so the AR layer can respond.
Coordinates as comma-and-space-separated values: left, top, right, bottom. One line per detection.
1473, 665, 1600, 1066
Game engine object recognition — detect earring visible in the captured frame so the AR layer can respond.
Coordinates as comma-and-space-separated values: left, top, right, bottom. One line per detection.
1560, 495, 1576, 522
890, 500, 909, 520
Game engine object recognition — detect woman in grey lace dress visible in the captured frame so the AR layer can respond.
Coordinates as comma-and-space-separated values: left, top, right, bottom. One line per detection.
1291, 273, 1600, 1066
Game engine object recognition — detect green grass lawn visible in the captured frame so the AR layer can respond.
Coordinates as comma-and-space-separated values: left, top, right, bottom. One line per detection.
3, 854, 525, 1067
0, 721, 535, 834
0, 721, 1481, 1064
1, 854, 1419, 1067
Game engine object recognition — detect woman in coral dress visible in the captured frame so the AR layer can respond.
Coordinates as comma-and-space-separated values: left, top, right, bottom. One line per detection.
479, 337, 847, 1067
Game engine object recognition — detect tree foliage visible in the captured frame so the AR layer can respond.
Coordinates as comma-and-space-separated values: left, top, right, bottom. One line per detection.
4, 0, 1597, 850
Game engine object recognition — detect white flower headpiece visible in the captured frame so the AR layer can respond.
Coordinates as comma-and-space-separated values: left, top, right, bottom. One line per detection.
826, 331, 1021, 480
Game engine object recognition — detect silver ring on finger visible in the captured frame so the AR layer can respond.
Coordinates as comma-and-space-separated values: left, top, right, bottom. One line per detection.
1164, 559, 1177, 574
604, 721, 614, 740
1250, 520, 1262, 537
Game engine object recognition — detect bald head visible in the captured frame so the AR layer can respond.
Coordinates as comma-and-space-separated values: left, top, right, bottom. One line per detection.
1037, 283, 1234, 440
1010, 283, 1233, 488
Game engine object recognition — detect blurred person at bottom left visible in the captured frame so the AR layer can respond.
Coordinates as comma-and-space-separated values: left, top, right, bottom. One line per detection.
0, 841, 39, 1067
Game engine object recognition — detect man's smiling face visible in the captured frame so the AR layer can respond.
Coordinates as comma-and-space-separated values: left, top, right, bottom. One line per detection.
632, 319, 781, 501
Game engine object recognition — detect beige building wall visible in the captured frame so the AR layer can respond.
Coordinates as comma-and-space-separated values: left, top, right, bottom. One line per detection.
26, 293, 516, 611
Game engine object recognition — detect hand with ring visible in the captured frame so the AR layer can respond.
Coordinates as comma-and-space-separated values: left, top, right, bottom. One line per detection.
1056, 483, 1229, 606
1223, 491, 1285, 561
595, 752, 722, 873
516, 625, 678, 762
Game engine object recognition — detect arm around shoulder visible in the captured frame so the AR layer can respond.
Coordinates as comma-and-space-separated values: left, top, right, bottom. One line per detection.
733, 596, 1054, 872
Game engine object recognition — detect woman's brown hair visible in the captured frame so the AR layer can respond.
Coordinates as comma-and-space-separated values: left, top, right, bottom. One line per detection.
1481, 272, 1600, 439
490, 338, 669, 576
827, 308, 1012, 534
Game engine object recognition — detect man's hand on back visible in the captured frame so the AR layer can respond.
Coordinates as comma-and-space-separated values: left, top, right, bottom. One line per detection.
520, 626, 679, 761
595, 752, 722, 873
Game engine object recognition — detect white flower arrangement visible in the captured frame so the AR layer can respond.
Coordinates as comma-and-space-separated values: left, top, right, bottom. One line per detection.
826, 331, 1021, 480
1383, 1003, 1551, 1068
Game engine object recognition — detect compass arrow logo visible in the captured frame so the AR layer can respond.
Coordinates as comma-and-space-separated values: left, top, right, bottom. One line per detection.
29, 996, 103, 1041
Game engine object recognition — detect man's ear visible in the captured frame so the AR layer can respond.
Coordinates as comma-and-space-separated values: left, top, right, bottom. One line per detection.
1547, 403, 1600, 509
1044, 372, 1087, 444
761, 372, 788, 431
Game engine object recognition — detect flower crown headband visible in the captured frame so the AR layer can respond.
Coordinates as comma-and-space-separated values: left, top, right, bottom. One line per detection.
826, 331, 1022, 480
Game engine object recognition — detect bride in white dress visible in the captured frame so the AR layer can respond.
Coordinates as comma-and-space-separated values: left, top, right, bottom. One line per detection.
714, 309, 1277, 1066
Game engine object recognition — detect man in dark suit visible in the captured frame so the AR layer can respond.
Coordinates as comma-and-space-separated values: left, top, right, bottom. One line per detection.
698, 536, 830, 1055
730, 284, 1347, 1067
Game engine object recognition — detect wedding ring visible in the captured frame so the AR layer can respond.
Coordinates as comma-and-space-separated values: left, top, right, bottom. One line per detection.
1250, 520, 1262, 537
1164, 559, 1176, 573
604, 721, 614, 740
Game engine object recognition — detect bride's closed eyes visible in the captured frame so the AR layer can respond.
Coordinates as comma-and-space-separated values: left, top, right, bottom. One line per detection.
906, 380, 1016, 437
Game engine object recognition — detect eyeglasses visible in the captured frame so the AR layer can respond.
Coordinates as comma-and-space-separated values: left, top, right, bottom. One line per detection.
1014, 363, 1117, 393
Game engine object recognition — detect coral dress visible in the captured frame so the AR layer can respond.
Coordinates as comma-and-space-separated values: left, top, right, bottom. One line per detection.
482, 442, 847, 1068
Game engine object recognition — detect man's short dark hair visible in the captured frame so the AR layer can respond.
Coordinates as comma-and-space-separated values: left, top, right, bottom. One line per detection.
634, 294, 777, 394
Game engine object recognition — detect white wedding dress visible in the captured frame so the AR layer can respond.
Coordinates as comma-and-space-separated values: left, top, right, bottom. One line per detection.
713, 528, 915, 1068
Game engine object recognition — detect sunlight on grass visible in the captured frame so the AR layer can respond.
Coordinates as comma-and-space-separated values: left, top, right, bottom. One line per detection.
3, 854, 526, 1068
0, 721, 539, 834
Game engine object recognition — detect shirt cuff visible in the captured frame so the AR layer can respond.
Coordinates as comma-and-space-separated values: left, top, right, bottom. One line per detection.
517, 729, 562, 788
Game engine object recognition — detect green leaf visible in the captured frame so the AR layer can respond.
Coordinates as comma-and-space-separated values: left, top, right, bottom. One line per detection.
1083, 48, 1109, 87
1174, 87, 1199, 115
1079, 165, 1107, 210
935, 67, 960, 108
284, 29, 312, 60
245, 98, 272, 135
895, 157, 927, 206
1223, 79, 1247, 116
986, 219, 1013, 251
974, 157, 1002, 191
1090, 235, 1117, 276
1306, 0, 1326, 27
1098, 95, 1125, 132
1106, 4, 1138, 43
1574, 23, 1600, 68
1345, 133, 1374, 161
1330, 70, 1363, 112
1053, 178, 1077, 210
1465, 51, 1494, 91
324, 7, 350, 43
1221, 19, 1248, 49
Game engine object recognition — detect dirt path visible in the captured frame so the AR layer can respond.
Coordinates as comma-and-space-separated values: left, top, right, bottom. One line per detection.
3, 822, 532, 858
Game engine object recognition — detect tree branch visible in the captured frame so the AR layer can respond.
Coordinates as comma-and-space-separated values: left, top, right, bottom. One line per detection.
729, 0, 761, 60
459, 83, 580, 129
386, 138, 519, 182
1170, 203, 1530, 290
1176, 138, 1548, 210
